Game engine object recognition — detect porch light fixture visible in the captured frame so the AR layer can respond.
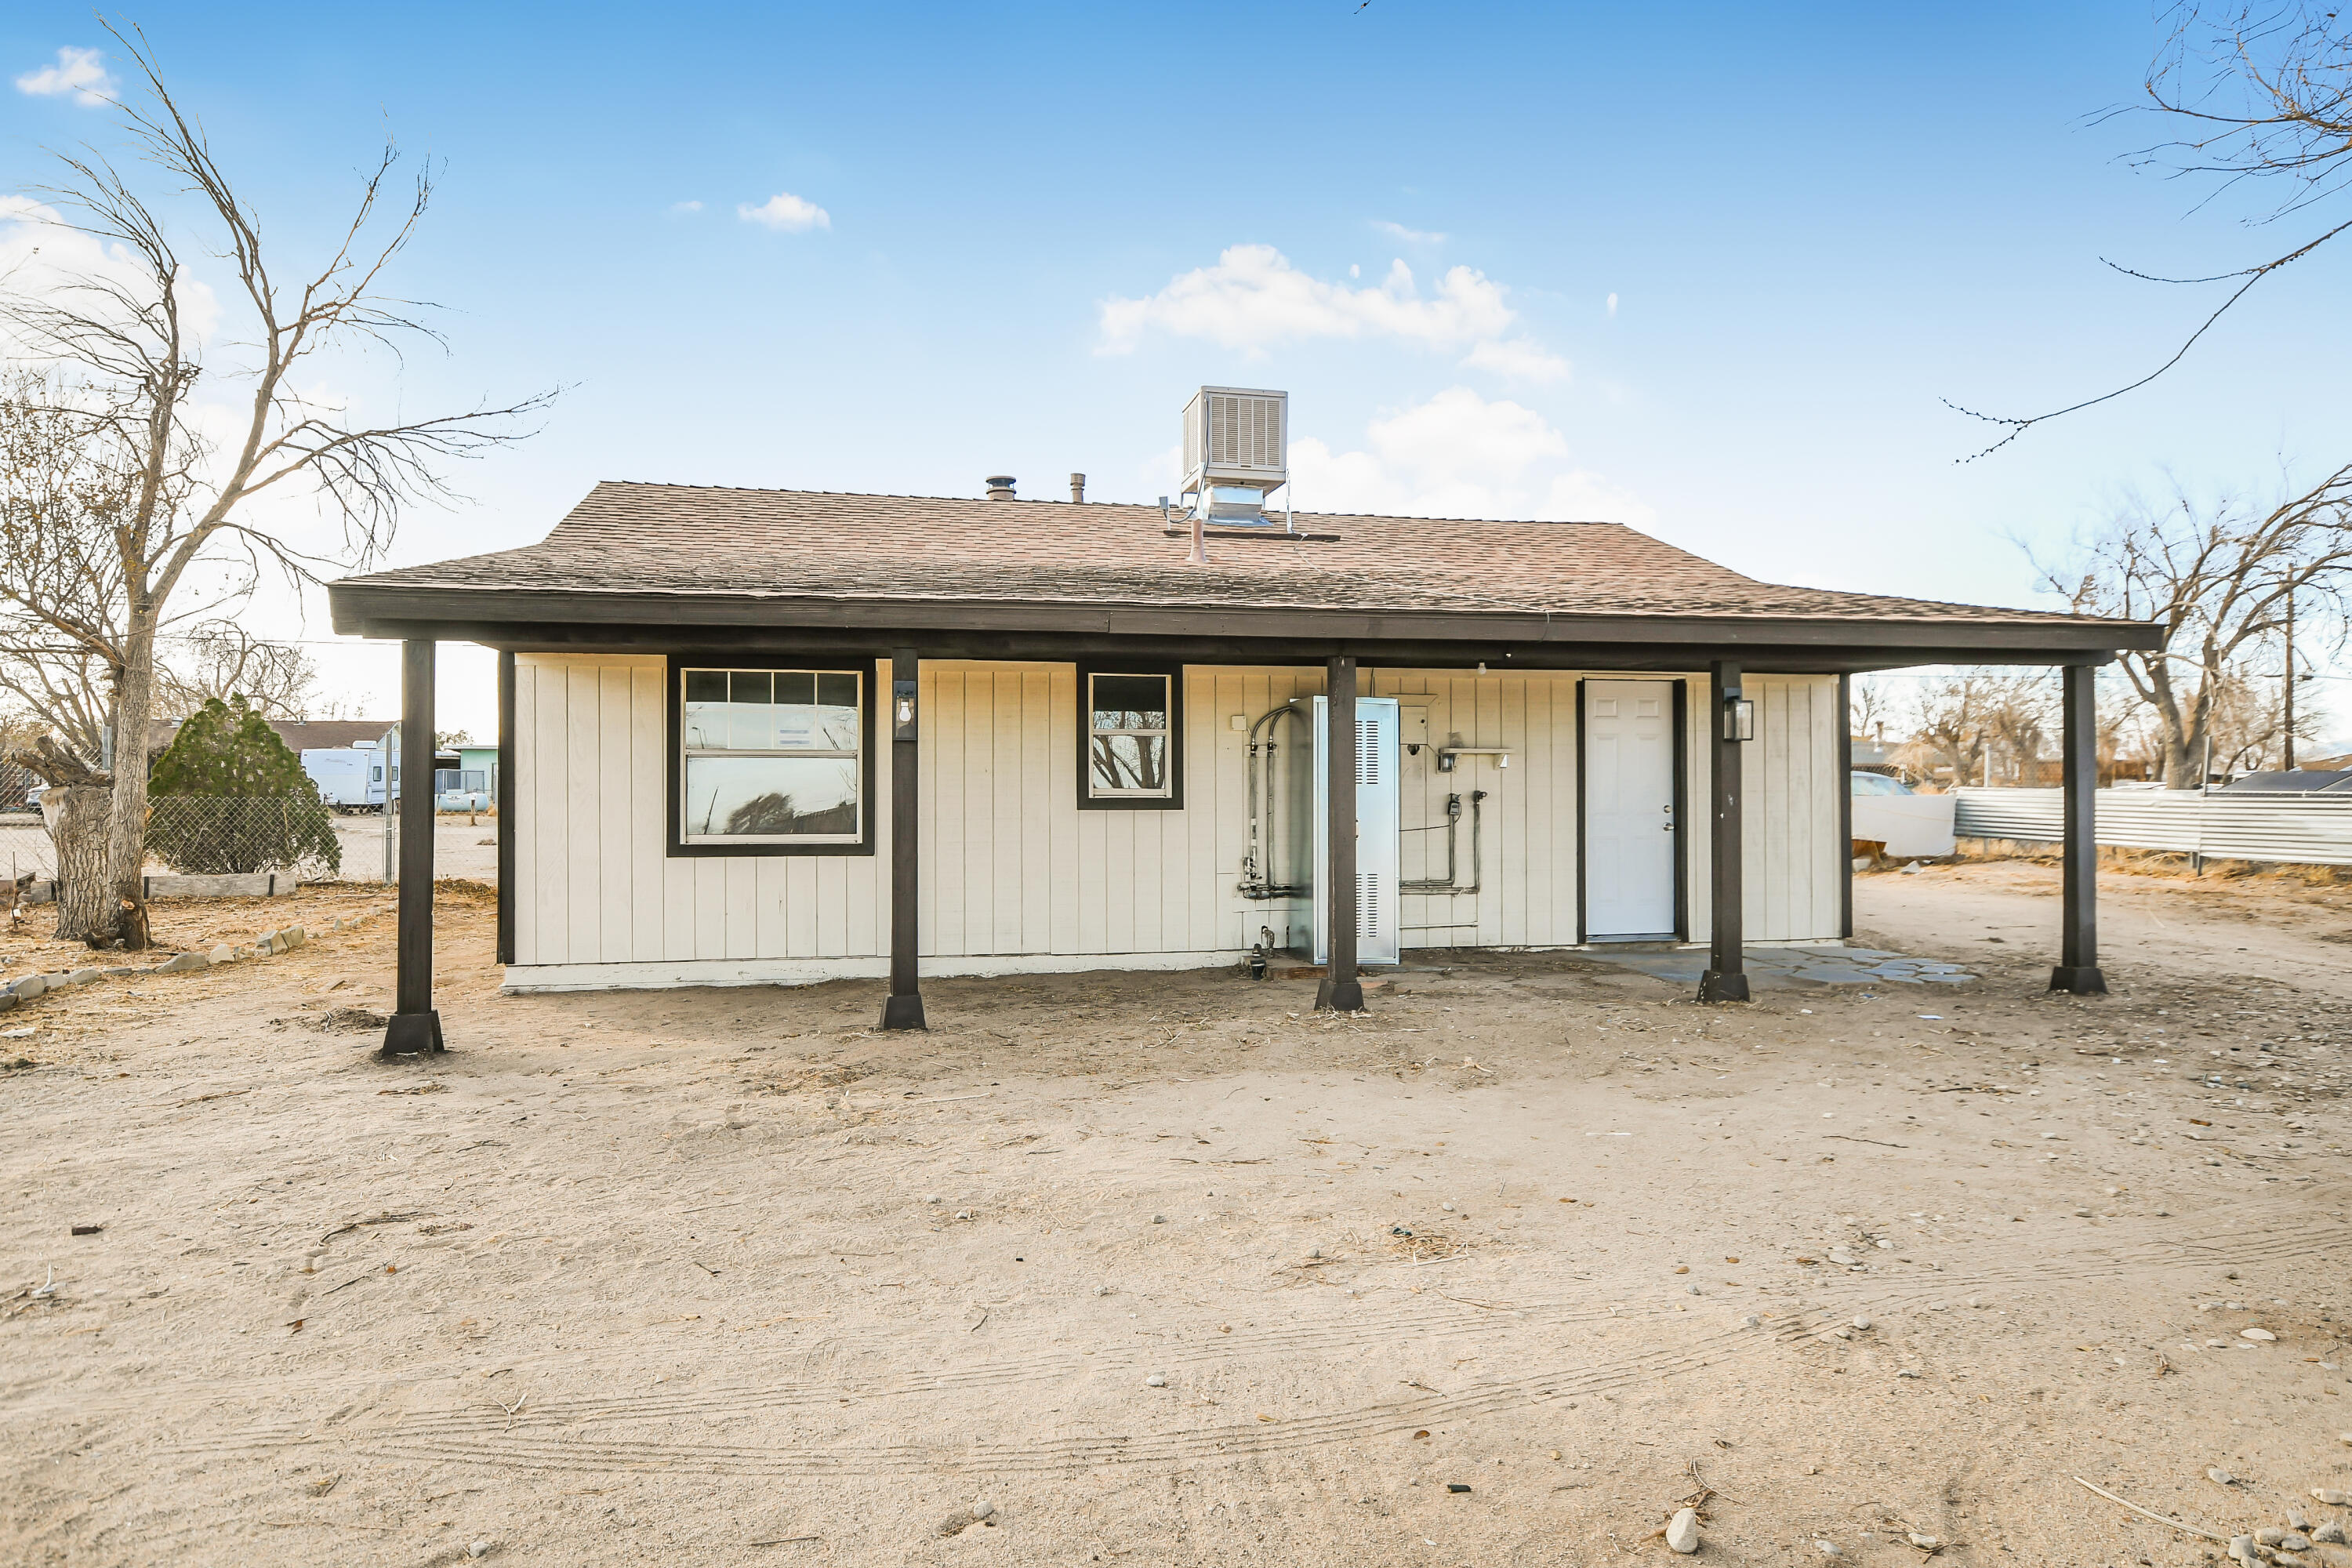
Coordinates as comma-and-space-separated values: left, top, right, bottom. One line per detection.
893, 678, 917, 739
1723, 695, 1755, 742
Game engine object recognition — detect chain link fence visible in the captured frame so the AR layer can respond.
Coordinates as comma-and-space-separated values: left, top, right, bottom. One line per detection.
0, 801, 499, 889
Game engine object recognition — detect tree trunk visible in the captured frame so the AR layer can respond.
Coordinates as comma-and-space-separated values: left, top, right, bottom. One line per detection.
42, 784, 116, 942
107, 613, 157, 949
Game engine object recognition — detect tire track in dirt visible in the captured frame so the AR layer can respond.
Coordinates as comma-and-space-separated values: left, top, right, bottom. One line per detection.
166, 1206, 2339, 1479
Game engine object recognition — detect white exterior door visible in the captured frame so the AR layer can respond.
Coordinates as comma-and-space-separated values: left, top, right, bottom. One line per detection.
1584, 680, 1677, 938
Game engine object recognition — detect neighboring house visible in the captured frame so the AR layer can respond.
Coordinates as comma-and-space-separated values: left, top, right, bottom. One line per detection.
154, 716, 397, 757
327, 388, 2159, 1054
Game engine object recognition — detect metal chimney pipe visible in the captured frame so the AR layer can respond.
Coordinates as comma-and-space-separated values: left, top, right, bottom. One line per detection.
1069, 473, 1086, 504
985, 475, 1017, 501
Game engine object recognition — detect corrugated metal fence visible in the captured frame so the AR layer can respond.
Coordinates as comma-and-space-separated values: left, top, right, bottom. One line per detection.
1953, 786, 2352, 867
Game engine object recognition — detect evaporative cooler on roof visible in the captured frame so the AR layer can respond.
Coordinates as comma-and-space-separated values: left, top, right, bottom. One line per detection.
1180, 387, 1289, 526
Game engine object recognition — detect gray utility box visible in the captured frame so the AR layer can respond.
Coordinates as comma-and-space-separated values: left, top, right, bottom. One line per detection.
1294, 695, 1401, 967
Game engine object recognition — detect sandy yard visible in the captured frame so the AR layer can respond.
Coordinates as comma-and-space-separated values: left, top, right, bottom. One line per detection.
2, 862, 2348, 1566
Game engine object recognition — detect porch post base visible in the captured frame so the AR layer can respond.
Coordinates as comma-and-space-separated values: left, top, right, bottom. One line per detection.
879, 993, 927, 1031
379, 1011, 443, 1058
1314, 977, 1366, 1014
2048, 965, 2107, 996
1697, 970, 1751, 1004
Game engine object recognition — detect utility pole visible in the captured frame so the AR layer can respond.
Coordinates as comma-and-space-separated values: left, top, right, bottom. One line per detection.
2284, 581, 2297, 771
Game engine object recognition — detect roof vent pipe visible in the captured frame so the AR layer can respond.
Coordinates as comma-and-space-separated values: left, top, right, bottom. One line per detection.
985, 475, 1017, 501
1069, 473, 1086, 504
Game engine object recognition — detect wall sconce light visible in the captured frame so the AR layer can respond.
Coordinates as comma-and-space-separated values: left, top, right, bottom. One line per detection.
893, 679, 918, 740
1723, 696, 1755, 742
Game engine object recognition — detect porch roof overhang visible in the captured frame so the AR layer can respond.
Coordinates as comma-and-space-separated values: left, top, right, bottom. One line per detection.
327, 579, 2158, 673
325, 482, 2164, 673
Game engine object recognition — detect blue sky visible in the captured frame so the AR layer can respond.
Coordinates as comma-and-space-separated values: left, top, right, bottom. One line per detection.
5, 2, 2350, 739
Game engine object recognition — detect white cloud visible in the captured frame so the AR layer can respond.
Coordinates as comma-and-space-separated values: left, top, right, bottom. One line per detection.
15, 45, 116, 106
1606, 292, 1618, 318
1101, 245, 1515, 355
1283, 387, 1651, 524
1098, 243, 1565, 383
1372, 220, 1446, 244
671, 199, 704, 214
0, 196, 223, 351
1461, 336, 1570, 383
738, 191, 830, 231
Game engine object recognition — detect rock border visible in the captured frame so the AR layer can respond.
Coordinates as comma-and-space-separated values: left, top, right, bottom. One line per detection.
0, 908, 390, 1014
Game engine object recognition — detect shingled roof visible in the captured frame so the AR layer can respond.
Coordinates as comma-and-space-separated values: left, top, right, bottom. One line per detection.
329, 482, 2159, 658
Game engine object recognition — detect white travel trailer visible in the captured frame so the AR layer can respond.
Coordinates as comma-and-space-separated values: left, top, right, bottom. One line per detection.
303, 744, 387, 811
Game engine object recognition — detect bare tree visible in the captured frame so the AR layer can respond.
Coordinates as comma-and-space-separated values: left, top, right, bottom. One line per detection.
2038, 465, 2352, 786
1980, 670, 2060, 785
0, 375, 137, 768
1896, 673, 1995, 786
1, 26, 547, 947
1954, 3, 2352, 455
154, 623, 316, 722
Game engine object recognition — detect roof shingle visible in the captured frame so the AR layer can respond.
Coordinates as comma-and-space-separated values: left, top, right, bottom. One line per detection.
336, 481, 2133, 633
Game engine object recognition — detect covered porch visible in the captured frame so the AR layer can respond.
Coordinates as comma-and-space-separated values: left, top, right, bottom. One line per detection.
336, 619, 2127, 1060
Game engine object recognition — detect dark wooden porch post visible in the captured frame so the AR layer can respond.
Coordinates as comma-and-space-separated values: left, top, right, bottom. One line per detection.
1316, 655, 1365, 1012
2049, 662, 2107, 995
1698, 659, 1751, 1003
382, 639, 444, 1056
880, 648, 927, 1029
1837, 672, 1853, 942
495, 648, 515, 967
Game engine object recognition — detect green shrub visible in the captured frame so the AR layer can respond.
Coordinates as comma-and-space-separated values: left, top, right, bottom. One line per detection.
146, 697, 343, 876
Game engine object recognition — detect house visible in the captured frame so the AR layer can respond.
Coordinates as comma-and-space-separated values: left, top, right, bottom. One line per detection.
154, 716, 397, 756
326, 388, 2161, 1056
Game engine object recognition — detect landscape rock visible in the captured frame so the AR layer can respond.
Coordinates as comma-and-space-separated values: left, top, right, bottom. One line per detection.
1145, 1374, 1166, 1388
970, 1500, 994, 1520
208, 945, 233, 963
1852, 1316, 1872, 1330
1665, 1507, 1700, 1554
2314, 1489, 2351, 1507
8, 976, 40, 1000
1907, 1535, 1941, 1550
2314, 1522, 2347, 1544
154, 952, 208, 974
1827, 1249, 1857, 1266
467, 1544, 491, 1560
66, 968, 100, 986
2259, 1528, 2288, 1546
2212, 1468, 2238, 1486
2226, 1536, 2259, 1566
2242, 1327, 2279, 1342
2279, 1533, 2311, 1552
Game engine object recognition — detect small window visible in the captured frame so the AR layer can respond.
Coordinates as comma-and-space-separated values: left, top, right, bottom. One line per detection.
1080, 667, 1182, 809
679, 666, 864, 845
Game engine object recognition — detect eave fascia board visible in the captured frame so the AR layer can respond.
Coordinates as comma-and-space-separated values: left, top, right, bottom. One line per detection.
326, 582, 2165, 655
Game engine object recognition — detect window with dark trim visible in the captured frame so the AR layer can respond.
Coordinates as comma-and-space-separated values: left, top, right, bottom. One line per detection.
668, 660, 877, 856
1078, 665, 1184, 810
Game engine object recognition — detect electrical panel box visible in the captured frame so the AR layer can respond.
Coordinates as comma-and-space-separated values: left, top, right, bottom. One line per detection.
1398, 702, 1430, 749
1297, 695, 1401, 967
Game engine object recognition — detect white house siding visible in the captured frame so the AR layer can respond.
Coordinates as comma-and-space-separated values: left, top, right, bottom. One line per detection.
505, 656, 1842, 990
1740, 675, 1843, 944
513, 654, 889, 978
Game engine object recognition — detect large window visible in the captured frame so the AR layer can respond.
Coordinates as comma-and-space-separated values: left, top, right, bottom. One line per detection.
1081, 667, 1182, 808
677, 666, 866, 849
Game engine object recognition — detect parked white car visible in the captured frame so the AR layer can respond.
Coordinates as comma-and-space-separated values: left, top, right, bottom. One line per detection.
1850, 771, 1956, 858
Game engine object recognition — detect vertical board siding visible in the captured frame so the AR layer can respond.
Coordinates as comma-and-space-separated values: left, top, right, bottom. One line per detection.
514, 654, 884, 966
1742, 675, 1841, 942
511, 655, 1841, 971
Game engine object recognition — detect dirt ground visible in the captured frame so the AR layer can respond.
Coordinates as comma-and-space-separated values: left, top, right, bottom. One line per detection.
2, 863, 2347, 1566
